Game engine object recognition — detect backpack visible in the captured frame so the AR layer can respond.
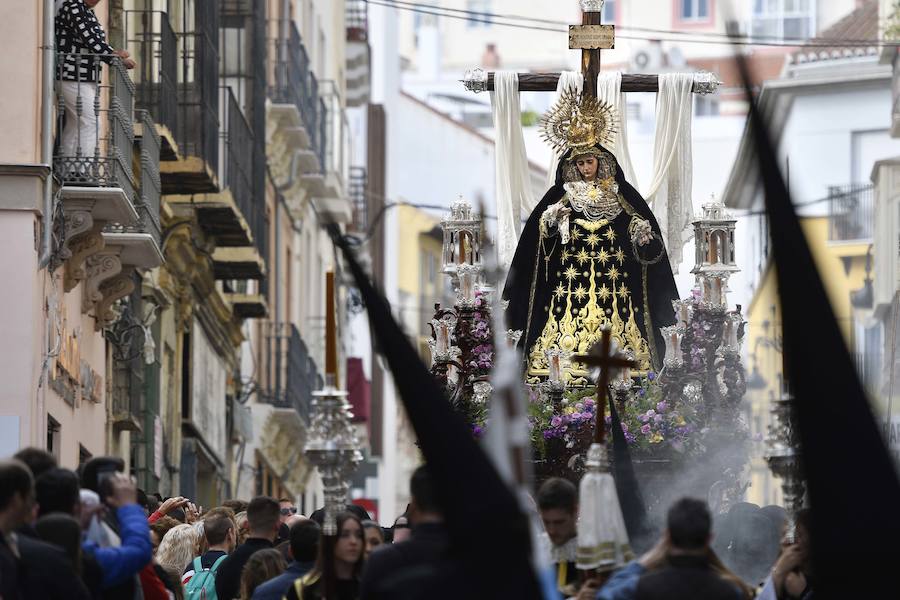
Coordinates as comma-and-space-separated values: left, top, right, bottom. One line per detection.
184, 554, 228, 600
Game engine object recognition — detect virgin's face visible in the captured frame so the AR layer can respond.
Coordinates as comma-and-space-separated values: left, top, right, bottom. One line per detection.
575, 155, 598, 181
335, 519, 364, 565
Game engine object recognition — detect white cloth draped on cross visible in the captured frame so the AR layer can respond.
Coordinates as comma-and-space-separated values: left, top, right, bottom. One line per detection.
490, 70, 695, 273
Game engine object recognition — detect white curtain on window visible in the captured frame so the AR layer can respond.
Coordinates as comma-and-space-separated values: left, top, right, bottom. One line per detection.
491, 71, 533, 271
645, 73, 694, 272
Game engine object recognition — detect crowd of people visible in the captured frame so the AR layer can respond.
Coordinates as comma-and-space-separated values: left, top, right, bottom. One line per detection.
0, 448, 811, 600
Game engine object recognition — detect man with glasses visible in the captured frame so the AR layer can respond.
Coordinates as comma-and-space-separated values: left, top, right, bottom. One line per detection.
279, 498, 298, 525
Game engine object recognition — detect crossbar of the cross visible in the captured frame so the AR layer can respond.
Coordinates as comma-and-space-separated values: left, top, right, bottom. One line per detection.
461, 70, 722, 95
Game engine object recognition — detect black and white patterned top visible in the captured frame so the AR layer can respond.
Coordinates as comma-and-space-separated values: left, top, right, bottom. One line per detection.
55, 0, 116, 82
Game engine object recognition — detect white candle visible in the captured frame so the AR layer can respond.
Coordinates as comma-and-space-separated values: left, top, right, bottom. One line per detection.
436, 322, 449, 355
459, 270, 475, 303
548, 352, 561, 383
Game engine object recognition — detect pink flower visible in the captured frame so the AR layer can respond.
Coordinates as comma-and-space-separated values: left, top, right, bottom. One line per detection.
640, 424, 652, 435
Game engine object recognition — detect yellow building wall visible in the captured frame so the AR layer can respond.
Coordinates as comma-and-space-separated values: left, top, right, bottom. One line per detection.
745, 216, 871, 506
397, 204, 441, 296
396, 204, 445, 357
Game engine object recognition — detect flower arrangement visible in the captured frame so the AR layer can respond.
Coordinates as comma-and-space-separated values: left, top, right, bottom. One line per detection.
527, 375, 704, 460
462, 292, 494, 376
528, 388, 598, 457
611, 375, 703, 457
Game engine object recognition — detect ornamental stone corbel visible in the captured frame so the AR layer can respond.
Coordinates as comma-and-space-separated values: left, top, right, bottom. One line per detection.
60, 207, 95, 261
82, 251, 123, 314
64, 229, 105, 292
95, 274, 135, 331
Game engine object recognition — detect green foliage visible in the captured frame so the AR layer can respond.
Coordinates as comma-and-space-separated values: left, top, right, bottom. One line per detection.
521, 109, 540, 127
886, 1, 900, 41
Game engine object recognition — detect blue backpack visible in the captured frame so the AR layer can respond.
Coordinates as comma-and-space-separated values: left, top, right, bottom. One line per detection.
184, 554, 228, 600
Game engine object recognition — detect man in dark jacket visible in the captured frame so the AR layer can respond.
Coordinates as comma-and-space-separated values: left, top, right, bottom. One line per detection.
634, 498, 743, 600
0, 458, 91, 600
251, 518, 320, 600
215, 496, 281, 600
359, 466, 449, 600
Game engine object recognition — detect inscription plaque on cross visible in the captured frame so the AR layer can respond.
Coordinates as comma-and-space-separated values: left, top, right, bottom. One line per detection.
461, 0, 721, 97
575, 327, 637, 445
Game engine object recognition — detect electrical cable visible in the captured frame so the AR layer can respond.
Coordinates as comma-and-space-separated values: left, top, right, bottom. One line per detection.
368, 0, 894, 49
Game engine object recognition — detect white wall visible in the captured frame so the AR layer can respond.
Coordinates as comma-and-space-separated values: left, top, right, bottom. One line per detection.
740, 80, 900, 300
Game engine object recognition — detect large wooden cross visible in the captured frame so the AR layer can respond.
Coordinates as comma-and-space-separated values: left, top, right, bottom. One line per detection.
576, 327, 637, 444
462, 0, 717, 97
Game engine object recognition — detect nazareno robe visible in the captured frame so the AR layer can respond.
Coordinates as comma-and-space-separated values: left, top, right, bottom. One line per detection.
503, 147, 679, 376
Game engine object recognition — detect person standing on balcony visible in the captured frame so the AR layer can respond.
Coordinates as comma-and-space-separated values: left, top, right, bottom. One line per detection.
54, 0, 135, 163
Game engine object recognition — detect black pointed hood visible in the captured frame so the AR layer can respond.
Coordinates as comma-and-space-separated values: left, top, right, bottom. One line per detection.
326, 225, 541, 598
732, 51, 900, 597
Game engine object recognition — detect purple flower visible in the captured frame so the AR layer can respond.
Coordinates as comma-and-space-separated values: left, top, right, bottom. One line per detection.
656, 401, 668, 412
640, 424, 652, 435
653, 414, 663, 424
639, 413, 649, 423
584, 398, 595, 408
625, 432, 637, 444
639, 388, 646, 397
647, 371, 656, 381
620, 422, 628, 432
646, 409, 656, 418
550, 416, 562, 427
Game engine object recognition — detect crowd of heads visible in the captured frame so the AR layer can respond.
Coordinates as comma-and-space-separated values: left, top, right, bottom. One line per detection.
1, 447, 812, 600
0, 447, 428, 600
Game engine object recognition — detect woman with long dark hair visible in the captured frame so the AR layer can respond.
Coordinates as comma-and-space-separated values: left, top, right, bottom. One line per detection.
285, 512, 364, 600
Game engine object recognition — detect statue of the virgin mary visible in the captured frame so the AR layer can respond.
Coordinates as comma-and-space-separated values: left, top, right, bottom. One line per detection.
504, 90, 679, 384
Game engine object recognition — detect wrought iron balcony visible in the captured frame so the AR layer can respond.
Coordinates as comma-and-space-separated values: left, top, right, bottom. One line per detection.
221, 87, 267, 257
267, 19, 325, 173
345, 0, 371, 107
828, 183, 874, 242
163, 0, 221, 193
54, 52, 136, 196
348, 166, 368, 233
124, 10, 178, 159
346, 0, 368, 42
263, 322, 323, 424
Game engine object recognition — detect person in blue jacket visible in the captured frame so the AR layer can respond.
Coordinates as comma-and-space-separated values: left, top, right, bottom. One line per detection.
80, 471, 153, 589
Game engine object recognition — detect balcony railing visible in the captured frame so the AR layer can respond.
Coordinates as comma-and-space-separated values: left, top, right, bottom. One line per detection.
321, 81, 348, 185
221, 87, 267, 256
137, 111, 162, 244
346, 0, 368, 42
175, 0, 220, 168
124, 10, 178, 141
828, 183, 874, 242
349, 166, 368, 232
263, 322, 322, 423
267, 19, 325, 172
54, 52, 135, 196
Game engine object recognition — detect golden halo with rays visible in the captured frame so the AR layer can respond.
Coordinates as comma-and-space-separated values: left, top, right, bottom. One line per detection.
540, 88, 618, 159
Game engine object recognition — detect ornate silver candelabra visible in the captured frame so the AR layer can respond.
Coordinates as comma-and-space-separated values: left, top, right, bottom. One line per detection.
765, 382, 805, 542
304, 376, 362, 535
